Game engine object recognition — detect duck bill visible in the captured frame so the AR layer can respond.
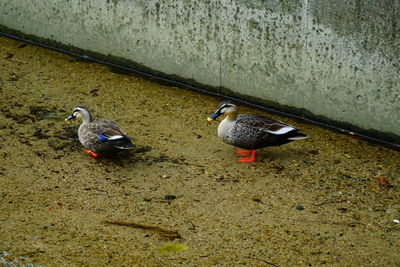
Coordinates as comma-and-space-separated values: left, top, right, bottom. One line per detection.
207, 111, 222, 121
65, 114, 76, 121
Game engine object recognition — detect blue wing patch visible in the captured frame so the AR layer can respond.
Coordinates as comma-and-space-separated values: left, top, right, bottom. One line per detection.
97, 133, 108, 141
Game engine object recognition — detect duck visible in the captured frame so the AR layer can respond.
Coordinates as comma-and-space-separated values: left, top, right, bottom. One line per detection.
65, 106, 135, 157
207, 100, 308, 162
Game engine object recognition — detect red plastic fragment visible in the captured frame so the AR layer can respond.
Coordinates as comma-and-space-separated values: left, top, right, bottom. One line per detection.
377, 177, 390, 187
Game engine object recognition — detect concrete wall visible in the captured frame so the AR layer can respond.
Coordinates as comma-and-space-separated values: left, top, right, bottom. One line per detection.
1, 0, 399, 143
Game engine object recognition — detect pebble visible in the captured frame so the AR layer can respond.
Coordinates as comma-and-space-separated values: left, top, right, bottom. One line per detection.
0, 251, 10, 256
164, 195, 177, 200
296, 205, 305, 211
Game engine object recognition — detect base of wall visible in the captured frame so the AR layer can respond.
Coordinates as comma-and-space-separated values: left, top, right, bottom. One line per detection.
1, 27, 398, 149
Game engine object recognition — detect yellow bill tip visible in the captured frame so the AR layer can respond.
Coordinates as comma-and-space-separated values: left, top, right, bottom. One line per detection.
207, 117, 213, 122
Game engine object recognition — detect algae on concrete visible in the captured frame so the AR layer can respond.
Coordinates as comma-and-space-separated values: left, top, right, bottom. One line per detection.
0, 0, 399, 142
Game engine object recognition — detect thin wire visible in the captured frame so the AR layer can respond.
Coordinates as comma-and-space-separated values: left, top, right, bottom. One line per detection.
1, 31, 398, 149
218, 0, 222, 96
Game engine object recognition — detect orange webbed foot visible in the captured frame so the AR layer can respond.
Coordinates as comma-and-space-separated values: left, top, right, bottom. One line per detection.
85, 150, 101, 158
236, 149, 252, 156
238, 150, 257, 163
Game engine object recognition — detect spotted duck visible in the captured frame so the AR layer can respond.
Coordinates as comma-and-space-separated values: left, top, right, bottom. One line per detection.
207, 100, 308, 162
65, 106, 135, 157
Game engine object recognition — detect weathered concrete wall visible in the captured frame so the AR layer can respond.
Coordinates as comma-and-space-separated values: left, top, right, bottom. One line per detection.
1, 0, 399, 142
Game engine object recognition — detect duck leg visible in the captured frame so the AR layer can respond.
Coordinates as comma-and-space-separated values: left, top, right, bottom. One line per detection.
236, 149, 252, 156
85, 150, 101, 158
238, 150, 257, 163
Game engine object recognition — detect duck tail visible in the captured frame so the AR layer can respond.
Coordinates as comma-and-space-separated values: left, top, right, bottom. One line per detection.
116, 143, 136, 150
114, 137, 136, 150
287, 132, 308, 141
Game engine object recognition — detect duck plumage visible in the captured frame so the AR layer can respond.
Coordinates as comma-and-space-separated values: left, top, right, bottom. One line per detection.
208, 100, 308, 162
66, 106, 135, 157
220, 114, 306, 150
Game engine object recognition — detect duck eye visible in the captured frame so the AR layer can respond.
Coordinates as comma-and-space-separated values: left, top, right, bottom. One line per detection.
220, 105, 232, 113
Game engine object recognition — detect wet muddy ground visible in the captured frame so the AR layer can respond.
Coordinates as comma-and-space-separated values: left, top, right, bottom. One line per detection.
0, 37, 399, 266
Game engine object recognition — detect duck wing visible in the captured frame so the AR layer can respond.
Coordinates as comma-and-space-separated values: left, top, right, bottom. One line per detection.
95, 120, 128, 140
83, 120, 135, 150
232, 114, 305, 149
236, 114, 298, 133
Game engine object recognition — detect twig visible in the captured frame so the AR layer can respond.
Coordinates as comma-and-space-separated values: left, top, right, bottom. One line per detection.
102, 220, 182, 240
188, 221, 196, 230
313, 199, 348, 206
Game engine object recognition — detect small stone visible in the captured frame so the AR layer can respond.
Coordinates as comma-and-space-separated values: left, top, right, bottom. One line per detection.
0, 251, 10, 256
296, 205, 305, 211
164, 195, 177, 200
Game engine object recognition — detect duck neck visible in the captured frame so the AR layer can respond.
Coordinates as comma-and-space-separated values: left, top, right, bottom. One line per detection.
80, 111, 92, 124
225, 112, 237, 122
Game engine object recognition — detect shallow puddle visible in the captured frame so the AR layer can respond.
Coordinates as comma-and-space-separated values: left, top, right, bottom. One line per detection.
0, 37, 399, 266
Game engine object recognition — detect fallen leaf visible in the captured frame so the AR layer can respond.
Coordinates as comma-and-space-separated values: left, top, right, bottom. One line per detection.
159, 243, 188, 254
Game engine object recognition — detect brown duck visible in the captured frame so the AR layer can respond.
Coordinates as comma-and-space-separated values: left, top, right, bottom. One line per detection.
65, 106, 135, 157
207, 100, 308, 162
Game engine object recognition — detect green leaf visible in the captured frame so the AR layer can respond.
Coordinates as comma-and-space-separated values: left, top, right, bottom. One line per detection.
159, 243, 189, 254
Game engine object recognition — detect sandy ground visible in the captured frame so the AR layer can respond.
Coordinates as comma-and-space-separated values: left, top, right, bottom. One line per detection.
0, 37, 399, 266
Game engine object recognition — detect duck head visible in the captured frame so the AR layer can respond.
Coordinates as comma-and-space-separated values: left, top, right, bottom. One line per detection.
65, 106, 92, 123
207, 100, 237, 121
